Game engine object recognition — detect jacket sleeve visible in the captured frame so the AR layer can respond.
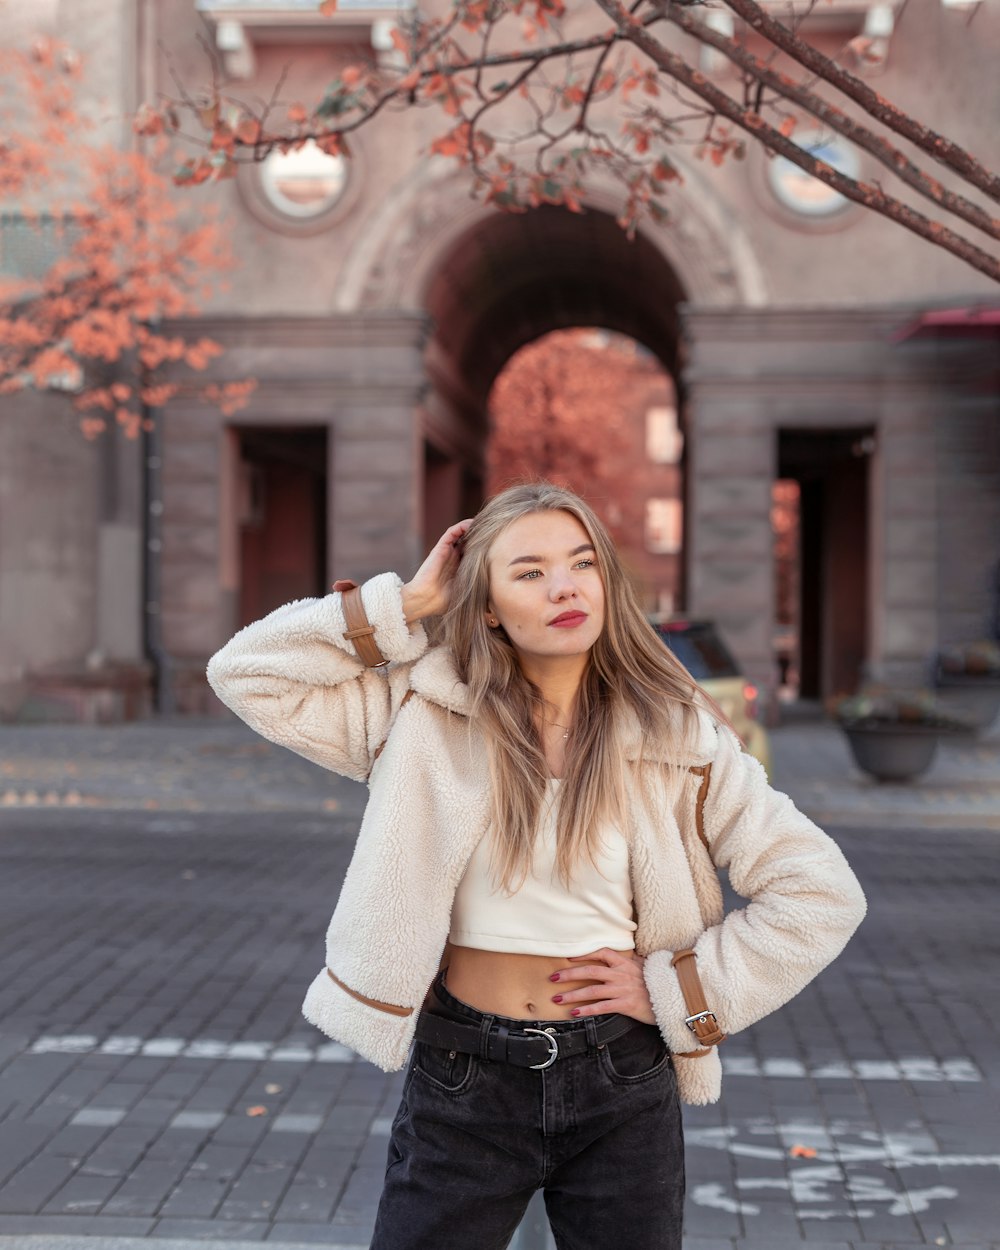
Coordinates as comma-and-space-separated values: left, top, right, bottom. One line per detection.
643, 725, 867, 1055
205, 572, 428, 783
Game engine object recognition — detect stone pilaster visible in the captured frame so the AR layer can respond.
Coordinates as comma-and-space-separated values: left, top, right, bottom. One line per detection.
157, 313, 428, 712
682, 306, 950, 705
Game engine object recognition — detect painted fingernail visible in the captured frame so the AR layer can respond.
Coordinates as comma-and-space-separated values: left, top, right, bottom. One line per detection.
570, 1009, 581, 1017
549, 973, 560, 982
552, 995, 563, 1004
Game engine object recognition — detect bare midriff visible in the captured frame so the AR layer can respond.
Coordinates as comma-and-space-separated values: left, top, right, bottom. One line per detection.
438, 942, 636, 1021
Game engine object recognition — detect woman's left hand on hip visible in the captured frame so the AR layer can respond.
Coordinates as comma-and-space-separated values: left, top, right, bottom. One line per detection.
549, 948, 657, 1025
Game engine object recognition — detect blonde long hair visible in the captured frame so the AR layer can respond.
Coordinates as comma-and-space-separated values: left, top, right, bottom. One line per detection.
442, 482, 711, 891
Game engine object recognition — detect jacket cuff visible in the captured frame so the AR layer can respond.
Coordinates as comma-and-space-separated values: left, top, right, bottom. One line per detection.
643, 948, 717, 1055
351, 572, 428, 665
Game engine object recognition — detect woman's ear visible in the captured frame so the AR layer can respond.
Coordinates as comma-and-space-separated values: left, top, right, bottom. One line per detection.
485, 606, 500, 629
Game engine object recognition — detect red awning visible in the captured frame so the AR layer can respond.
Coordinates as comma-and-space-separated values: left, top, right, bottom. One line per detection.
894, 306, 1000, 342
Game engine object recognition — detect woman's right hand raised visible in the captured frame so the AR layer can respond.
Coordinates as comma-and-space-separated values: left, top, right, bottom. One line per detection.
401, 519, 474, 623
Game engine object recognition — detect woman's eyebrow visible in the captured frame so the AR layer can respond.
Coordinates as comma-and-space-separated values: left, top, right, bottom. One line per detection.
507, 543, 595, 567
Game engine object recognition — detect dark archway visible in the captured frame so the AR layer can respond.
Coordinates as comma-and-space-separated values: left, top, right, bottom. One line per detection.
424, 204, 685, 403
417, 204, 689, 574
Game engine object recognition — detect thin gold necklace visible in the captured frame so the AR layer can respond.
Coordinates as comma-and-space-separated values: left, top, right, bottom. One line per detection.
542, 718, 571, 740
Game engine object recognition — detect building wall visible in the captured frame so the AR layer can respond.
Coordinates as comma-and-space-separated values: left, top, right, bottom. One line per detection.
0, 397, 99, 715
681, 308, 981, 700
155, 315, 427, 712
0, 0, 146, 720
935, 378, 1000, 647
0, 0, 996, 718
686, 0, 1000, 306
148, 0, 999, 319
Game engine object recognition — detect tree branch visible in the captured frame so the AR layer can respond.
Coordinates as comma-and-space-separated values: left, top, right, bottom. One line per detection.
657, 6, 999, 242
716, 0, 1000, 204
595, 0, 1000, 281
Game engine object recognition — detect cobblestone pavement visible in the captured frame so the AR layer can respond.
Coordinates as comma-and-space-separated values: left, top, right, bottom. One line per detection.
0, 721, 367, 820
771, 718, 1000, 833
0, 712, 997, 830
0, 719, 998, 1249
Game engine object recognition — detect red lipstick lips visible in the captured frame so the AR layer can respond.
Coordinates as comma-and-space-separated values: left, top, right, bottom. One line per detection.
549, 611, 588, 627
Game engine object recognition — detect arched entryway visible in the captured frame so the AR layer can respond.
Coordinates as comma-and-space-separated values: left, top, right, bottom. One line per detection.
415, 204, 688, 570
318, 163, 780, 701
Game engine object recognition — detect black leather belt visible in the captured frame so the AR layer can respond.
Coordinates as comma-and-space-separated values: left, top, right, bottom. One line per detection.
415, 1010, 645, 1071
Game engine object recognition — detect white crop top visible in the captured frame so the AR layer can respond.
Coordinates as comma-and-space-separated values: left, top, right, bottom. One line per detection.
448, 779, 637, 957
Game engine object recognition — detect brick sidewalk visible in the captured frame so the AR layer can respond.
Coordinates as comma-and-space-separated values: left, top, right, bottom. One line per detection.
0, 711, 997, 831
0, 713, 998, 1248
0, 721, 368, 820
770, 720, 1000, 833
0, 807, 998, 1249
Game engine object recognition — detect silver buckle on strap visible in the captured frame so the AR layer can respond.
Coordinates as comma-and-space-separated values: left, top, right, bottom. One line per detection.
523, 1027, 559, 1070
684, 1010, 718, 1034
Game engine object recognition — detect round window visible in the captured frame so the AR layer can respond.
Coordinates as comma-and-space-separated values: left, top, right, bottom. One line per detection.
259, 139, 349, 219
767, 131, 860, 218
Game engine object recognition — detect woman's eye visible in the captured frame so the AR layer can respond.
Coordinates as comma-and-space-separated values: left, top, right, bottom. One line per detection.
517, 569, 542, 580
575, 558, 595, 570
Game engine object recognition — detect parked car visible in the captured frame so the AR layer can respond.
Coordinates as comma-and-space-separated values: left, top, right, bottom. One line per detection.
649, 619, 772, 776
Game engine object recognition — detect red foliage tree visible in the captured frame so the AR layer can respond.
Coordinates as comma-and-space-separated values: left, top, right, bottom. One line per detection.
489, 329, 683, 608
155, 0, 998, 281
0, 39, 254, 439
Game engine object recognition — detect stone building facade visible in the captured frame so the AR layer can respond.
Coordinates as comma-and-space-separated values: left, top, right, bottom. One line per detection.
0, 0, 997, 720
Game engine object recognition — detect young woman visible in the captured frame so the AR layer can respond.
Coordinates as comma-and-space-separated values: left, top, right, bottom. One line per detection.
207, 481, 866, 1250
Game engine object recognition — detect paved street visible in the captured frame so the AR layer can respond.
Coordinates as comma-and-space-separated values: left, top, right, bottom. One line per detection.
0, 720, 998, 1249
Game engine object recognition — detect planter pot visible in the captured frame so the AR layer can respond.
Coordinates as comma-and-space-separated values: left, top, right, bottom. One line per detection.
933, 673, 1000, 733
840, 723, 942, 782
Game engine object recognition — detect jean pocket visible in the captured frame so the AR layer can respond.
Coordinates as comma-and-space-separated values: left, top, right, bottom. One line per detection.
412, 1041, 478, 1094
599, 1023, 672, 1085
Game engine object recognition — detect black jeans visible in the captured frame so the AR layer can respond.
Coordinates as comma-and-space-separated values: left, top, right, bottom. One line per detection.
370, 970, 685, 1250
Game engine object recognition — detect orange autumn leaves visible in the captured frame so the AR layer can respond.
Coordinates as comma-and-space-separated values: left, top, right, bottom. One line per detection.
0, 40, 254, 439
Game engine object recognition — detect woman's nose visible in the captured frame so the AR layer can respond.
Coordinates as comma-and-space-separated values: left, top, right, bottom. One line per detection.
549, 571, 576, 599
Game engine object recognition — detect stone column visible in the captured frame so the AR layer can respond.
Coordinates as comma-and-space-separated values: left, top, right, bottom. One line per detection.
684, 306, 946, 704
683, 311, 779, 703
157, 313, 428, 713
870, 393, 939, 687
329, 396, 424, 584
685, 395, 777, 699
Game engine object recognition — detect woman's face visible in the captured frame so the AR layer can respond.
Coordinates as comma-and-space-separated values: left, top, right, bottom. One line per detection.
485, 510, 606, 661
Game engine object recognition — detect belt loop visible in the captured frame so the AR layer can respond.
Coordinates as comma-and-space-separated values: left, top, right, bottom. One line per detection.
583, 1016, 599, 1053
478, 1014, 495, 1061
493, 1023, 509, 1063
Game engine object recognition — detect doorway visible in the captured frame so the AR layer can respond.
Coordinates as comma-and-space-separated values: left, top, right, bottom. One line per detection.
777, 429, 873, 702
236, 427, 328, 628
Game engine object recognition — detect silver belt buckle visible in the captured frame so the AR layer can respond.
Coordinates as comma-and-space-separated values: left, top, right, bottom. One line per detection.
524, 1026, 559, 1070
684, 1010, 718, 1034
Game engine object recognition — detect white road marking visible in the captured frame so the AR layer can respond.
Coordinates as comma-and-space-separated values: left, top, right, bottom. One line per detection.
28, 1034, 354, 1062
24, 1037, 983, 1081
687, 1119, 999, 1222
721, 1054, 982, 1081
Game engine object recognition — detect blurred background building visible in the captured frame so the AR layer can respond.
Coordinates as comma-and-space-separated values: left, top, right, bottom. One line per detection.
1, 0, 997, 722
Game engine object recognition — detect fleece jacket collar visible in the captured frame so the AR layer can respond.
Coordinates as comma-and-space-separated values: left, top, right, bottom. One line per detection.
407, 644, 718, 766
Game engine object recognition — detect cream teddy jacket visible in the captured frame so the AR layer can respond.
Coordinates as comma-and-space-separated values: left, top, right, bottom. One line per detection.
206, 572, 867, 1106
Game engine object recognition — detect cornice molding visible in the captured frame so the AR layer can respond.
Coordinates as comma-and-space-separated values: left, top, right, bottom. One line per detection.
162, 312, 430, 349
682, 300, 995, 344
165, 376, 426, 424
685, 375, 941, 396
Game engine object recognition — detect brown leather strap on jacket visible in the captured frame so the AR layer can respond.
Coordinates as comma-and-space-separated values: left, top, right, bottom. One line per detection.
671, 948, 727, 1057
326, 967, 414, 1018
371, 689, 415, 769
672, 764, 723, 1057
687, 763, 712, 855
333, 579, 387, 668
